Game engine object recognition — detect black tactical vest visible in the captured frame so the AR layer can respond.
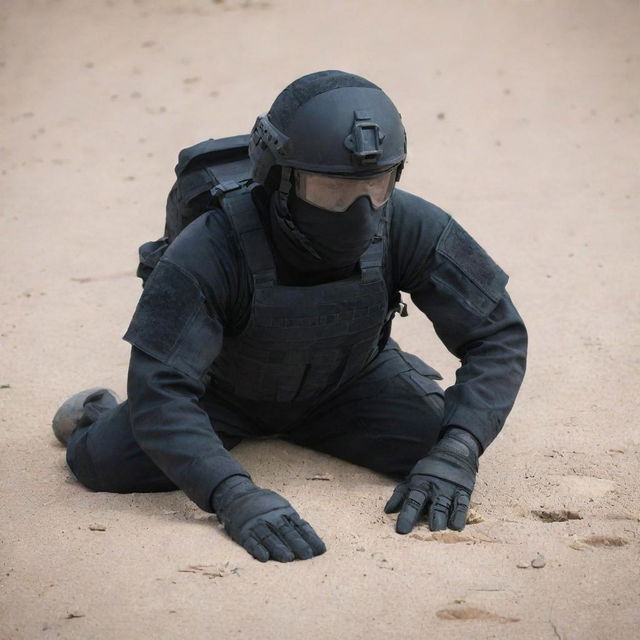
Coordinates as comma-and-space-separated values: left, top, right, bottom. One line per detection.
209, 189, 391, 404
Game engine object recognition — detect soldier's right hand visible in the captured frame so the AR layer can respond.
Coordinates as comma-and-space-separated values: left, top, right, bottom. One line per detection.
212, 476, 326, 562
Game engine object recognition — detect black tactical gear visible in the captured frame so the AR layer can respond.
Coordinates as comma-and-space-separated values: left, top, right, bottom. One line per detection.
66, 340, 446, 509
137, 135, 253, 283
209, 189, 390, 402
123, 187, 523, 449
125, 186, 394, 399
248, 71, 406, 183
165, 134, 252, 243
212, 475, 326, 562
272, 190, 384, 273
384, 427, 480, 533
66, 187, 526, 515
249, 70, 407, 277
137, 72, 408, 287
62, 71, 527, 558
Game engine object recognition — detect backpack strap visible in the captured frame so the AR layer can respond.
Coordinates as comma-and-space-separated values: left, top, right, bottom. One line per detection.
221, 186, 277, 288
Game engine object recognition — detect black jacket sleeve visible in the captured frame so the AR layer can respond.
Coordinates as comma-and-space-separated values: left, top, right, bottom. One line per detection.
123, 211, 252, 511
389, 189, 528, 450
127, 347, 249, 512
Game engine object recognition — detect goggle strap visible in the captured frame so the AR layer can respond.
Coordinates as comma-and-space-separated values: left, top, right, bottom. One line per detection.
279, 166, 292, 198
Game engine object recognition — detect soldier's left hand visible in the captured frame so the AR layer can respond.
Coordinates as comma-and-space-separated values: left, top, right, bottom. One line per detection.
384, 428, 480, 534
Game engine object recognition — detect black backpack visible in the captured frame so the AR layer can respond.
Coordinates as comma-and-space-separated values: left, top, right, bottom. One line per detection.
136, 134, 253, 283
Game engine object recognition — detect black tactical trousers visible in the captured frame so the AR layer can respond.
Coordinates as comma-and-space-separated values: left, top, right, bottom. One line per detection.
66, 344, 445, 495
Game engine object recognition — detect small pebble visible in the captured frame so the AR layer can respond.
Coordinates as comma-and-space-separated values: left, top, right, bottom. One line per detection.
516, 562, 530, 569
88, 524, 106, 531
531, 554, 546, 569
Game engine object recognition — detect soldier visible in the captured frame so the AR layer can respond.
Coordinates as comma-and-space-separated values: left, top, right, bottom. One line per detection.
53, 70, 527, 563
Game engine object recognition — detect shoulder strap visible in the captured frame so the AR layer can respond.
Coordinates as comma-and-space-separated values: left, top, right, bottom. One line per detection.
220, 186, 277, 288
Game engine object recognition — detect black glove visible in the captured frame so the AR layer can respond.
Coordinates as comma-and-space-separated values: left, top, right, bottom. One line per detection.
384, 428, 480, 534
212, 475, 326, 562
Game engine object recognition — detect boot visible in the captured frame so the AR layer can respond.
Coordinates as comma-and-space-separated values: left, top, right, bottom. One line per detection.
52, 387, 120, 445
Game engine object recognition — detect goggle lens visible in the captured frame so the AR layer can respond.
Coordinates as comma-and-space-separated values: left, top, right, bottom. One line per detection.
295, 168, 396, 213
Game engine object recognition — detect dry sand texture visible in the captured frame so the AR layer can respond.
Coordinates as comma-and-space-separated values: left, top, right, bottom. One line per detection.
1, 1, 639, 638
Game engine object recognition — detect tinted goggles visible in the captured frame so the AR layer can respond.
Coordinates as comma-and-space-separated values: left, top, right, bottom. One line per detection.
294, 167, 397, 213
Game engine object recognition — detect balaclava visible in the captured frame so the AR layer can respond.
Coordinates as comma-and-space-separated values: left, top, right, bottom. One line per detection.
269, 182, 383, 275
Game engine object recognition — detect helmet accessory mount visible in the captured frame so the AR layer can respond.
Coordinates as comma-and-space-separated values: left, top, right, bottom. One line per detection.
343, 110, 385, 166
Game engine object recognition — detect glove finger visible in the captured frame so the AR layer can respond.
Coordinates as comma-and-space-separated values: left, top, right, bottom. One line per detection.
448, 491, 471, 531
428, 494, 452, 531
288, 513, 327, 556
252, 522, 295, 562
243, 535, 270, 563
384, 483, 408, 514
276, 518, 315, 560
396, 488, 428, 534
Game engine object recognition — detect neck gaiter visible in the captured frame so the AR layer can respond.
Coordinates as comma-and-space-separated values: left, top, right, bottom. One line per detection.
269, 191, 382, 275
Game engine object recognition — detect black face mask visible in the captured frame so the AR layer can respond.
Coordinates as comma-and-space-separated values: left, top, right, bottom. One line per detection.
270, 191, 382, 275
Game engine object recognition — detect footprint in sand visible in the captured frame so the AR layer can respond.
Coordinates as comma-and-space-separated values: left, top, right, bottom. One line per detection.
410, 532, 476, 544
531, 509, 582, 522
549, 475, 616, 498
580, 535, 630, 548
436, 607, 519, 623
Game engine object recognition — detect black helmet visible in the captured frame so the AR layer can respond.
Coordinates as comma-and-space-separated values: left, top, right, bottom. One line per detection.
249, 70, 407, 185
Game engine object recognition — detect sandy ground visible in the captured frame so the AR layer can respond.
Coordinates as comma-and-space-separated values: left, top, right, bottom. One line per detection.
1, 1, 639, 638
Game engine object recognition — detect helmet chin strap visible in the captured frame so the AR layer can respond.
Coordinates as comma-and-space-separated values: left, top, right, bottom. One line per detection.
274, 166, 322, 261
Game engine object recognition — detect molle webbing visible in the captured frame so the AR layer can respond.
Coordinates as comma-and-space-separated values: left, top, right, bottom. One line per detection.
211, 188, 390, 404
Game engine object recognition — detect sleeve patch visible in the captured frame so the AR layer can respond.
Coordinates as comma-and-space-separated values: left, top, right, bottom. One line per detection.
436, 218, 508, 303
123, 260, 220, 379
